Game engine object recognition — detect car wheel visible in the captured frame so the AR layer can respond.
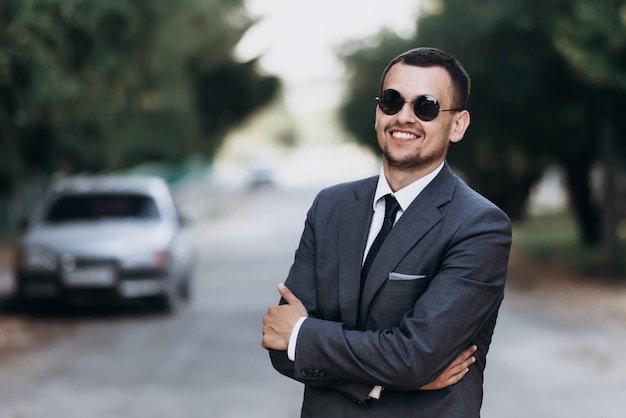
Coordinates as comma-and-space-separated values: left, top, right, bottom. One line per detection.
180, 276, 192, 302
156, 279, 183, 314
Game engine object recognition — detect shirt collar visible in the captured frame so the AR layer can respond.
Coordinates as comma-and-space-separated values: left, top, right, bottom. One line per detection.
373, 162, 445, 211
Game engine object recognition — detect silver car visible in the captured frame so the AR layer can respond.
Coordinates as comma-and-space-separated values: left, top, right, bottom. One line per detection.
13, 175, 196, 312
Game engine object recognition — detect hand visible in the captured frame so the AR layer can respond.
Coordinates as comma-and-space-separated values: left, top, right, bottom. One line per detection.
419, 345, 477, 390
262, 283, 309, 351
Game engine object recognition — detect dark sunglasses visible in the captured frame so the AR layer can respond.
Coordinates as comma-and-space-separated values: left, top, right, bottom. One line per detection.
376, 89, 463, 122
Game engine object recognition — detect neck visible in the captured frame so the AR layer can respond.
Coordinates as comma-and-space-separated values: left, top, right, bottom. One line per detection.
383, 161, 443, 192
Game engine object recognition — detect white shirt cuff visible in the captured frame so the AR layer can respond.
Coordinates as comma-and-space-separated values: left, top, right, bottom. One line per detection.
368, 385, 384, 399
287, 316, 307, 361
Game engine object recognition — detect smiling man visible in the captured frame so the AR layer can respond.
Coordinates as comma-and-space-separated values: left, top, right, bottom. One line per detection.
262, 47, 512, 418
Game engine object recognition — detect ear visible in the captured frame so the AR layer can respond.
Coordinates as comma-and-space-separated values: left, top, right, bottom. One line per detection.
449, 110, 470, 143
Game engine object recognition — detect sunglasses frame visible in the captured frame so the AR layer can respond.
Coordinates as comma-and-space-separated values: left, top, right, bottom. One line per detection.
376, 89, 463, 122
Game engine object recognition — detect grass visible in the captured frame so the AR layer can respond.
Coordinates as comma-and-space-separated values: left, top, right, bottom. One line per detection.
512, 210, 626, 279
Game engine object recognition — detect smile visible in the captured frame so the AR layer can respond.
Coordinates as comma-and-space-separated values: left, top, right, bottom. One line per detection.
391, 131, 418, 140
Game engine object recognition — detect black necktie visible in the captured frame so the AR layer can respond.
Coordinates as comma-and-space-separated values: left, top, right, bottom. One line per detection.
360, 194, 400, 289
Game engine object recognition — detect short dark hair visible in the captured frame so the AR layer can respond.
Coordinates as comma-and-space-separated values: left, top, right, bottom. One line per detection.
379, 47, 471, 109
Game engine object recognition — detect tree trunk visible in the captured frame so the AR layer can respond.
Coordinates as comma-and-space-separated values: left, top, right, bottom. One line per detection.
600, 118, 620, 274
562, 159, 601, 247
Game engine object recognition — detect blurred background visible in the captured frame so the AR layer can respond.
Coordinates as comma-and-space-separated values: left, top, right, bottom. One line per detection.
0, 0, 625, 417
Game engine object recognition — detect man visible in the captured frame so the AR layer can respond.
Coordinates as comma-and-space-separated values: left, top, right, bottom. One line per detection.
262, 47, 512, 417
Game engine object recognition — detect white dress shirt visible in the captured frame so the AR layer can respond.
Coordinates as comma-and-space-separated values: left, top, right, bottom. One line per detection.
363, 163, 444, 260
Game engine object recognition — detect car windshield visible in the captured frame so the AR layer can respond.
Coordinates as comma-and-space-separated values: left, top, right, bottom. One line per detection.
44, 193, 160, 223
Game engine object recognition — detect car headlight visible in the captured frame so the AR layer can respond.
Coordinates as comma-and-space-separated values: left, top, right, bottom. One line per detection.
16, 246, 58, 271
152, 250, 169, 268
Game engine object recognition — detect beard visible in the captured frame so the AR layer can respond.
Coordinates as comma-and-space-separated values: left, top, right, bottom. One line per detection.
381, 137, 449, 172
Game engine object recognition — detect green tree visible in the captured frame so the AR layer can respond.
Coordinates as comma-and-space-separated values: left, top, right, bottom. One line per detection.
416, 0, 597, 229
553, 0, 626, 268
0, 0, 279, 195
339, 0, 626, 252
339, 31, 415, 151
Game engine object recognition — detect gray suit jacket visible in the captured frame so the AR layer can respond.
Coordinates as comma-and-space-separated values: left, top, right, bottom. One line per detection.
270, 163, 512, 418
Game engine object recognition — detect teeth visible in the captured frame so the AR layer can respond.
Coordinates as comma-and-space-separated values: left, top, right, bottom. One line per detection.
391, 131, 417, 140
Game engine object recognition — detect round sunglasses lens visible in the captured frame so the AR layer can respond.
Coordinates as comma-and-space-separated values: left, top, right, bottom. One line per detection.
379, 90, 404, 115
414, 96, 440, 121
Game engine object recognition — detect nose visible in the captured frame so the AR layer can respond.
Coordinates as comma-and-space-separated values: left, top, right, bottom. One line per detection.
396, 101, 418, 123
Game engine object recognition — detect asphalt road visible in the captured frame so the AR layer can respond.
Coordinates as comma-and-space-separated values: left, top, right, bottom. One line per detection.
1, 182, 625, 417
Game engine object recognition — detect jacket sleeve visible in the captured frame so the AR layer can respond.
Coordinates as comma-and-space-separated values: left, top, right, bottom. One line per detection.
268, 190, 375, 402
269, 348, 374, 402
292, 205, 512, 391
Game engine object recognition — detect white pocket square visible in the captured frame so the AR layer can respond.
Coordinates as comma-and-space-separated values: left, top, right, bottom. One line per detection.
388, 272, 427, 281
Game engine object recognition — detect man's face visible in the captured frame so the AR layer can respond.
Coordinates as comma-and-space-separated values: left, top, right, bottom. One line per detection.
375, 63, 468, 176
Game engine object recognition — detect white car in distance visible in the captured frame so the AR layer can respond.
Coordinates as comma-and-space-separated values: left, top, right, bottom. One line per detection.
13, 175, 196, 313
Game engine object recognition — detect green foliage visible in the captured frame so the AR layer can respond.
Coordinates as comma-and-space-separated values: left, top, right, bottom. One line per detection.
338, 0, 626, 246
513, 211, 581, 261
339, 31, 415, 149
555, 0, 626, 89
513, 210, 626, 277
189, 58, 280, 158
416, 0, 590, 220
0, 0, 280, 194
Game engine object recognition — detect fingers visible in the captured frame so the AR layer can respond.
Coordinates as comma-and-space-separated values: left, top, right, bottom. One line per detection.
444, 346, 477, 385
419, 345, 478, 390
261, 307, 290, 350
461, 345, 478, 360
261, 285, 309, 350
450, 345, 477, 374
278, 283, 309, 318
445, 362, 470, 386
452, 345, 477, 367
261, 317, 280, 350
278, 283, 299, 304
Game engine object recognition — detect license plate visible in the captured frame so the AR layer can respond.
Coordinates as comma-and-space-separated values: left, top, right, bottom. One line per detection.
64, 267, 115, 287
119, 279, 164, 297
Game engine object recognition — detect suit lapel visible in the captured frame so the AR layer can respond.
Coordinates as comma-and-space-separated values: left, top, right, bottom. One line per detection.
358, 164, 457, 326
338, 178, 377, 329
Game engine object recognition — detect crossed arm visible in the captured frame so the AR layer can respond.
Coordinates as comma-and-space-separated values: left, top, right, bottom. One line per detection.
261, 188, 511, 398
262, 283, 477, 392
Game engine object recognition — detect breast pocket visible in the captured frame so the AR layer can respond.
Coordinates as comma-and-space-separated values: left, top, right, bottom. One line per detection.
385, 272, 429, 293
368, 273, 431, 329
